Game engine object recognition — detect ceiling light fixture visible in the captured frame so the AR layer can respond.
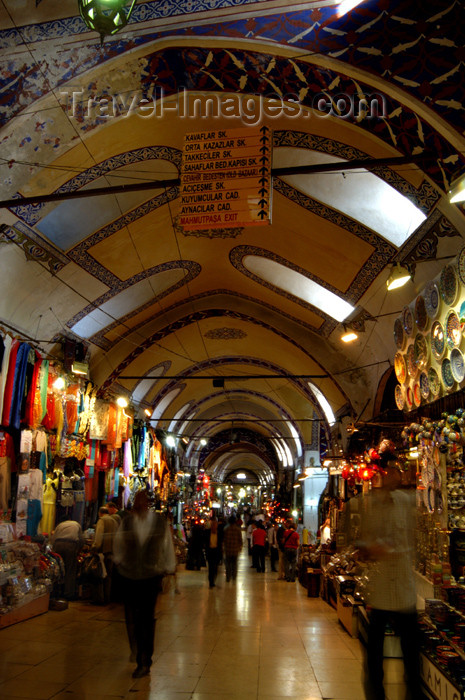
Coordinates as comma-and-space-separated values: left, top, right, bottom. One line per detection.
386, 262, 411, 291
449, 174, 465, 204
340, 325, 358, 343
78, 0, 137, 44
337, 0, 364, 16
53, 376, 66, 390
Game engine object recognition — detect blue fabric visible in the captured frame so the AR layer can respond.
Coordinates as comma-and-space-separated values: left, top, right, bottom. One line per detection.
39, 452, 47, 483
9, 342, 30, 429
27, 499, 43, 536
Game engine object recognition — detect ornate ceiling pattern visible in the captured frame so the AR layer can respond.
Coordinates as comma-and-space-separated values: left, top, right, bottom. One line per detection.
0, 0, 464, 485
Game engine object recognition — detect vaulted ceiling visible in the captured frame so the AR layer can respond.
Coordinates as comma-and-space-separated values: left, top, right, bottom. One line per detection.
0, 0, 464, 480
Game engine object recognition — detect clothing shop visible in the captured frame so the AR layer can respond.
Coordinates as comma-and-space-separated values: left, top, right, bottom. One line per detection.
0, 336, 176, 627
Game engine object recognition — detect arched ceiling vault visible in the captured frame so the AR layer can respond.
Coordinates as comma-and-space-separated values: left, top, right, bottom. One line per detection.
1, 0, 465, 487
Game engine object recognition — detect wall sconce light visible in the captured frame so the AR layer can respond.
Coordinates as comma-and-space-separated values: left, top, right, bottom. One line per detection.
386, 263, 411, 290
341, 324, 358, 343
71, 361, 89, 375
78, 0, 137, 44
116, 396, 128, 408
144, 408, 151, 417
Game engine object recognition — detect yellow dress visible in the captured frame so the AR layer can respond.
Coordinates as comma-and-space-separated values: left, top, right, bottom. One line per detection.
39, 476, 59, 535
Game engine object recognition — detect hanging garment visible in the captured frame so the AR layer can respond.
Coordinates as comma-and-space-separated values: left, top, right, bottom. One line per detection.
0, 335, 13, 420
1, 339, 19, 426
0, 432, 14, 512
39, 475, 59, 534
39, 360, 49, 423
9, 343, 32, 430
24, 352, 42, 428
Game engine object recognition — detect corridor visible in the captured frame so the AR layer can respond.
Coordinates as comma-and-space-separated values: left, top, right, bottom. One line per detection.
0, 550, 406, 700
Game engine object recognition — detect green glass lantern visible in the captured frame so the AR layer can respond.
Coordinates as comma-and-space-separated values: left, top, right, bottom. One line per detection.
78, 0, 137, 44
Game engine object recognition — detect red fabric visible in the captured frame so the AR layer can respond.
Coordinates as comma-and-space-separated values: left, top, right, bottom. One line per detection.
252, 528, 267, 546
41, 371, 57, 430
1, 339, 19, 426
283, 529, 300, 549
24, 352, 42, 427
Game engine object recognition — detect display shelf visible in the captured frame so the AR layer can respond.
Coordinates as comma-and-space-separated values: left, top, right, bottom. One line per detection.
0, 593, 49, 629
420, 652, 465, 700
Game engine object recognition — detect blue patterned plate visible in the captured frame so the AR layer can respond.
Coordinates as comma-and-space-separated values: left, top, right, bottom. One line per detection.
428, 367, 441, 397
450, 347, 465, 383
431, 320, 445, 361
394, 317, 404, 349
402, 305, 414, 337
419, 371, 429, 399
441, 357, 455, 391
446, 309, 462, 350
439, 264, 458, 306
424, 281, 440, 320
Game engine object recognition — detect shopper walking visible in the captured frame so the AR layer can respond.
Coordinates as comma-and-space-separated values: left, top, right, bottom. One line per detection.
223, 514, 242, 582
113, 490, 176, 679
267, 521, 279, 572
282, 520, 300, 582
92, 506, 118, 604
205, 517, 223, 588
252, 520, 267, 573
276, 521, 286, 580
353, 456, 422, 700
51, 517, 84, 600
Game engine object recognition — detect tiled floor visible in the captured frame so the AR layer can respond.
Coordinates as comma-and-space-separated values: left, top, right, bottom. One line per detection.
0, 550, 407, 699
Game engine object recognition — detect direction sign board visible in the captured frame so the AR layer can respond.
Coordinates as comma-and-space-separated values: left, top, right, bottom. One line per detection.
179, 126, 271, 231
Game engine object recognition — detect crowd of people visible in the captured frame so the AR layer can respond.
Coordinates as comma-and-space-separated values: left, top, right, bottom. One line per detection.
49, 505, 314, 679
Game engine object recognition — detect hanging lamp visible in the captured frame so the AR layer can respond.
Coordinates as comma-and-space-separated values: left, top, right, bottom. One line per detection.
78, 0, 137, 44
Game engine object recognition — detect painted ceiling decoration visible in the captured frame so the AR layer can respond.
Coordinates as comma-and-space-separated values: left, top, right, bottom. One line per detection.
1, 0, 465, 486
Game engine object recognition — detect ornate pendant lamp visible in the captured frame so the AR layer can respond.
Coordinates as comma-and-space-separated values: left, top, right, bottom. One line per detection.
78, 0, 137, 44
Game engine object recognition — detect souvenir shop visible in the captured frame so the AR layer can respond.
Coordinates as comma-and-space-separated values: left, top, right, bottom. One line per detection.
0, 333, 175, 627
304, 251, 465, 699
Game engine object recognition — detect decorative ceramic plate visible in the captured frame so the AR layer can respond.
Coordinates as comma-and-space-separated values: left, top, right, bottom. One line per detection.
413, 382, 422, 407
394, 351, 407, 384
439, 264, 458, 306
394, 384, 405, 410
424, 281, 440, 320
414, 294, 428, 331
406, 385, 414, 411
419, 371, 429, 399
393, 317, 404, 350
446, 309, 462, 350
441, 357, 455, 391
431, 320, 445, 361
413, 333, 428, 372
402, 305, 414, 337
450, 347, 465, 383
458, 246, 465, 286
406, 344, 417, 378
428, 367, 441, 397
459, 300, 465, 325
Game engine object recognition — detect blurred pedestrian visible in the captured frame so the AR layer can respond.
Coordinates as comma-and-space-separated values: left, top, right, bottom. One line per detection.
267, 521, 279, 572
282, 520, 300, 582
113, 490, 176, 678
223, 515, 242, 582
252, 520, 267, 573
354, 457, 421, 700
92, 506, 118, 604
51, 517, 84, 600
205, 517, 223, 588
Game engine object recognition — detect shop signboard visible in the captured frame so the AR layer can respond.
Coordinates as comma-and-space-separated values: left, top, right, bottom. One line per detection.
179, 126, 271, 231
420, 653, 463, 700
